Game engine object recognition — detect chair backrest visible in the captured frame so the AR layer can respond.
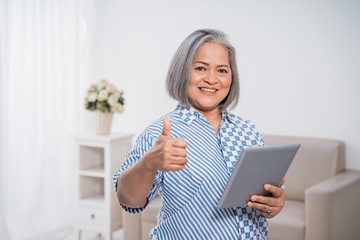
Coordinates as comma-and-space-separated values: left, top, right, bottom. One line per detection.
262, 135, 345, 201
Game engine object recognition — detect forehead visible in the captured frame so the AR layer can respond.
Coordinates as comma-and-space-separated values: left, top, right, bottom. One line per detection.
193, 42, 229, 63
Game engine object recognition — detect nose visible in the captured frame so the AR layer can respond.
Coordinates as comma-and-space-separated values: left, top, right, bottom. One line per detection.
203, 70, 218, 85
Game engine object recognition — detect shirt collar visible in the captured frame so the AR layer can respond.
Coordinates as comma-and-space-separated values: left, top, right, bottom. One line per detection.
222, 110, 240, 126
175, 103, 205, 125
175, 103, 239, 126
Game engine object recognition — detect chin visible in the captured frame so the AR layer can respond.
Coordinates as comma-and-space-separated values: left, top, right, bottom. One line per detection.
193, 103, 221, 112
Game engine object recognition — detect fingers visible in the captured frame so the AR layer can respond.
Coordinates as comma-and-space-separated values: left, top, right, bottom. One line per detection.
162, 117, 171, 137
169, 157, 188, 167
171, 138, 187, 148
247, 200, 273, 212
249, 194, 277, 207
247, 184, 286, 219
247, 201, 277, 218
265, 184, 284, 198
160, 157, 188, 172
166, 161, 187, 171
251, 185, 285, 204
168, 144, 187, 157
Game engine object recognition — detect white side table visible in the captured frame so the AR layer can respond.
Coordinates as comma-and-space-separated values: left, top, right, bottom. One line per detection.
71, 132, 133, 240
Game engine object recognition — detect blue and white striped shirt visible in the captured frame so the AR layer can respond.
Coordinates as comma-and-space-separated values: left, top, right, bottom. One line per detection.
113, 104, 268, 239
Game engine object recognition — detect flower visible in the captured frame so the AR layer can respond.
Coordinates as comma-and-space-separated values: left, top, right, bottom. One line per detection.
106, 84, 117, 94
87, 92, 97, 102
84, 79, 125, 113
99, 79, 108, 89
107, 94, 119, 106
112, 103, 124, 113
97, 89, 109, 101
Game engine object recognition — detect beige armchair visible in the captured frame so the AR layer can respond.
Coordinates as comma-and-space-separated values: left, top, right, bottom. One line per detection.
263, 135, 360, 240
122, 135, 360, 240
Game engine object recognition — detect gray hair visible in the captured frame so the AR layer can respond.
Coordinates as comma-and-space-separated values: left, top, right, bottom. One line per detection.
166, 29, 240, 110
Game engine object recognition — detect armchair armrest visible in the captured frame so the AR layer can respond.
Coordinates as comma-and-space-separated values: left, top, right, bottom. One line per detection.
305, 170, 360, 240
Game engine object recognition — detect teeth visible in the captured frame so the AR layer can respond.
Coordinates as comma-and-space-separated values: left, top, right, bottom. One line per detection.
200, 88, 217, 92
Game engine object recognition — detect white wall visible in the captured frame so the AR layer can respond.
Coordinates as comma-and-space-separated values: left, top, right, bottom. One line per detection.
88, 0, 360, 170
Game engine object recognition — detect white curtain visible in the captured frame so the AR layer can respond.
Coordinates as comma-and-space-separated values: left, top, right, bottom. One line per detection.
1, 0, 11, 239
0, 0, 91, 239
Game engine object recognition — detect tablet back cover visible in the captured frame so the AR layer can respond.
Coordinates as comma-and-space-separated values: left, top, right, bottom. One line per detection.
217, 144, 300, 208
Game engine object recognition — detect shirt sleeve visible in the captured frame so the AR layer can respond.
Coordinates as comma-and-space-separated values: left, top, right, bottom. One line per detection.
113, 130, 163, 214
249, 121, 265, 146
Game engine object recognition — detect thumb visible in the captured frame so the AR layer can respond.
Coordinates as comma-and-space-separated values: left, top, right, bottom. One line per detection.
162, 117, 171, 137
280, 176, 287, 186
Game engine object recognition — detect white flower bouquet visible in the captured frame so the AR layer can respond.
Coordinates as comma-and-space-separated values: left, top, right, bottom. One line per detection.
84, 79, 125, 113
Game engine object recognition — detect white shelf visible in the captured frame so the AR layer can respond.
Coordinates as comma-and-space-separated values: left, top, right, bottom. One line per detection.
79, 194, 106, 208
72, 132, 133, 240
72, 132, 133, 143
79, 166, 105, 178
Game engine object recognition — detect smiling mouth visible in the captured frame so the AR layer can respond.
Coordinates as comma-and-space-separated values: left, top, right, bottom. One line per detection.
200, 87, 218, 93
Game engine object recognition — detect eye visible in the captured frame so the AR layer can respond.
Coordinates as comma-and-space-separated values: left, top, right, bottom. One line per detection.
195, 66, 206, 71
218, 69, 228, 74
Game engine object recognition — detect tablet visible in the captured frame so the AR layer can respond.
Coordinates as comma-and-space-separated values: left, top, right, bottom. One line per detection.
217, 144, 300, 208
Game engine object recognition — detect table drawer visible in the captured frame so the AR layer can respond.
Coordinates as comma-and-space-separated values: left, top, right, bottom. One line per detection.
78, 207, 106, 227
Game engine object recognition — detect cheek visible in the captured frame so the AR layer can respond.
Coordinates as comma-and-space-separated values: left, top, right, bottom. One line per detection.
223, 77, 232, 89
188, 86, 199, 102
187, 82, 197, 97
190, 73, 202, 85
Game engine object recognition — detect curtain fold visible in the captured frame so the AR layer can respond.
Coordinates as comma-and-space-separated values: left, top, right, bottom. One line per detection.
1, 0, 11, 239
1, 0, 91, 239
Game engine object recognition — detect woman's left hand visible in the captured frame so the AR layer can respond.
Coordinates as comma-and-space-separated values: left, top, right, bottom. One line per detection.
247, 177, 286, 219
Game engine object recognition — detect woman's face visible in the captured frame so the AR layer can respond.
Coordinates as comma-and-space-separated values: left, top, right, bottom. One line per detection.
187, 42, 232, 114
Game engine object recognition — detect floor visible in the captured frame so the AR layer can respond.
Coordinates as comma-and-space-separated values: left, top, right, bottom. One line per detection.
63, 229, 123, 240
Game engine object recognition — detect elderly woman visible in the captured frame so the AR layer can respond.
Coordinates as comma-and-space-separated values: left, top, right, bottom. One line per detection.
113, 29, 285, 239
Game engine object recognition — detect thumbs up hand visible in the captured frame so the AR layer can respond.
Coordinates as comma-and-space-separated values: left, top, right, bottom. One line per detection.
145, 117, 188, 172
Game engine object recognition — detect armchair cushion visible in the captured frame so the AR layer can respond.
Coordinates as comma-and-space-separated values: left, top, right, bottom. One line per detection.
268, 200, 305, 240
